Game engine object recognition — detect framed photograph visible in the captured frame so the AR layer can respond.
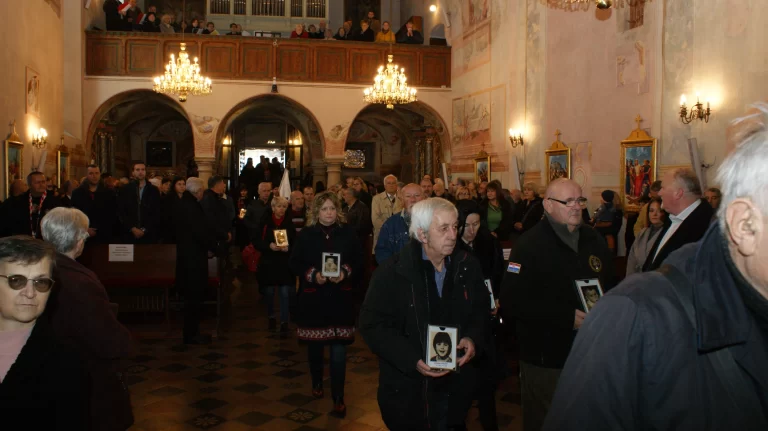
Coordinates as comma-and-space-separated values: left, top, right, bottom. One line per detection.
26, 67, 40, 117
545, 130, 571, 184
484, 279, 496, 310
426, 325, 458, 371
575, 278, 604, 313
620, 116, 657, 213
57, 146, 70, 188
474, 152, 490, 183
273, 229, 289, 247
321, 252, 341, 278
4, 140, 24, 199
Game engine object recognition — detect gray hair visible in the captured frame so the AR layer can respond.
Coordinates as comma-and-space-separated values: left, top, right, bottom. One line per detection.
408, 198, 458, 240
271, 196, 289, 208
523, 182, 540, 195
383, 174, 398, 183
186, 177, 205, 195
669, 167, 702, 196
41, 207, 90, 254
717, 102, 768, 229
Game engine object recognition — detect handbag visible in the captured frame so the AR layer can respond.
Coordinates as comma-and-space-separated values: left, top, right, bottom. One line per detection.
241, 244, 261, 272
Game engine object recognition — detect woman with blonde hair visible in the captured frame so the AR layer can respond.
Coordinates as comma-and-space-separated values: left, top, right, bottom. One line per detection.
290, 191, 362, 418
455, 186, 471, 201
513, 182, 544, 233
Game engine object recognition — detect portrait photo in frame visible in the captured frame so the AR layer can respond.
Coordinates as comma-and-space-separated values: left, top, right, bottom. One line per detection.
575, 278, 605, 313
4, 139, 24, 199
620, 115, 657, 213
26, 67, 40, 117
474, 151, 490, 183
545, 130, 571, 184
273, 229, 289, 247
321, 252, 341, 278
57, 146, 70, 188
426, 325, 458, 371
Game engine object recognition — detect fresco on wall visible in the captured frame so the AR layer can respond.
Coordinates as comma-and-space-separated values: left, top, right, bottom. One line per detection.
571, 141, 592, 200
449, 0, 491, 79
616, 41, 650, 95
451, 90, 492, 159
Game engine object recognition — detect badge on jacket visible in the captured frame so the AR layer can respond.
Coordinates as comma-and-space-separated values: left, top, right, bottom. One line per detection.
589, 255, 602, 273
507, 262, 521, 274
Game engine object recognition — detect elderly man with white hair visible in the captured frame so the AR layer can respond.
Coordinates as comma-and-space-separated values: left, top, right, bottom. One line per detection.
544, 103, 768, 430
361, 197, 489, 430
370, 174, 403, 250
41, 207, 134, 430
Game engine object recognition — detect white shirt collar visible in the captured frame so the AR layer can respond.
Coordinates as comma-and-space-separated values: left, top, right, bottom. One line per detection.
670, 199, 701, 224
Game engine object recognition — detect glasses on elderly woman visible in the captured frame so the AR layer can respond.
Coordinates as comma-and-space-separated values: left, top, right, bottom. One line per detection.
0, 275, 55, 292
548, 197, 588, 208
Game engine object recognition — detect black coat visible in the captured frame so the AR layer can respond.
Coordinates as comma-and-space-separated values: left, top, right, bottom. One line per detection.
544, 224, 768, 430
289, 223, 362, 342
0, 191, 61, 238
201, 189, 234, 256
255, 212, 297, 287
243, 198, 269, 242
72, 184, 118, 244
356, 28, 375, 41
396, 29, 424, 44
49, 254, 134, 431
174, 192, 218, 293
500, 216, 615, 368
345, 200, 372, 238
516, 197, 544, 232
0, 318, 90, 430
458, 228, 505, 298
642, 199, 713, 271
117, 181, 161, 243
103, 0, 122, 31
479, 198, 514, 240
360, 240, 490, 429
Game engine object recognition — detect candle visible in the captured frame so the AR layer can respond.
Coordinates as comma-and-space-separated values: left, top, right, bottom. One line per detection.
680, 95, 686, 106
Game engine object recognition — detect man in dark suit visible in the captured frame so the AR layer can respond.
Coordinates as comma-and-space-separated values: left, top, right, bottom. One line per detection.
0, 172, 61, 238
117, 161, 161, 244
642, 168, 713, 271
72, 165, 118, 244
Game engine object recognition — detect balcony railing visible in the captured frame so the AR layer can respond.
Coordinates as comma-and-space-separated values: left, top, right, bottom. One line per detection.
85, 31, 451, 88
210, 0, 325, 18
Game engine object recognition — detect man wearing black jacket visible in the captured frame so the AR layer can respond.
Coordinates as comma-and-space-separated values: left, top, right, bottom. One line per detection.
201, 176, 234, 257
361, 198, 488, 430
72, 164, 117, 244
1, 172, 60, 238
500, 178, 614, 431
117, 161, 161, 244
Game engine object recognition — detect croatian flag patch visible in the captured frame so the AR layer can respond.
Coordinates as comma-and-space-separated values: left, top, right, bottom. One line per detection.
507, 262, 521, 274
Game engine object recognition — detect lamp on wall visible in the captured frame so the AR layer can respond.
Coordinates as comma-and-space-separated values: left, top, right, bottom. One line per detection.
32, 127, 48, 149
679, 93, 711, 124
508, 129, 524, 148
222, 136, 231, 146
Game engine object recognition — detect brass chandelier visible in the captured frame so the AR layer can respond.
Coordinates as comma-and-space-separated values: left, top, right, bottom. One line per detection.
153, 42, 212, 102
539, 0, 652, 11
363, 54, 417, 110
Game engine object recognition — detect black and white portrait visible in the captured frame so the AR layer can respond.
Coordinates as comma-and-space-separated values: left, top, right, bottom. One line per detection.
426, 325, 458, 371
321, 252, 341, 278
575, 279, 604, 313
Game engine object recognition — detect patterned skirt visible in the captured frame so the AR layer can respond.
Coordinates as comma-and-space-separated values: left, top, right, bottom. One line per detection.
296, 326, 355, 345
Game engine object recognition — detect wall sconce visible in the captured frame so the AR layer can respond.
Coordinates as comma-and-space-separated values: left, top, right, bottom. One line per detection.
32, 128, 48, 149
508, 129, 524, 148
429, 5, 437, 12
222, 136, 231, 146
679, 93, 711, 124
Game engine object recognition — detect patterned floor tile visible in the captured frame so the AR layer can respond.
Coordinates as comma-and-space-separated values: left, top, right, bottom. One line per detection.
199, 386, 220, 394
234, 342, 260, 350
284, 408, 321, 424
232, 360, 264, 370
189, 397, 230, 411
235, 411, 275, 427
133, 354, 158, 363
125, 374, 147, 386
148, 385, 187, 397
274, 369, 306, 379
194, 372, 227, 383
271, 358, 299, 368
186, 412, 228, 429
125, 364, 151, 374
233, 382, 269, 395
280, 393, 316, 407
198, 362, 227, 372
198, 352, 228, 361
158, 363, 191, 373
346, 356, 369, 364
269, 349, 299, 358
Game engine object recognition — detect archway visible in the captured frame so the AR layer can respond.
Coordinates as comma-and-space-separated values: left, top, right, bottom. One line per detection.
85, 90, 192, 179
342, 101, 451, 186
217, 94, 325, 192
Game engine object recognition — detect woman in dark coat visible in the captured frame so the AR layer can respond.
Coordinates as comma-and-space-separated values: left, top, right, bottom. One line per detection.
161, 176, 185, 244
255, 196, 296, 333
234, 184, 254, 250
289, 191, 362, 419
513, 182, 544, 233
479, 181, 514, 240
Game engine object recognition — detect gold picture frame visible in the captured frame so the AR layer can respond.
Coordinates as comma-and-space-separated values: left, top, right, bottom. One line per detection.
545, 129, 571, 184
620, 115, 658, 213
4, 124, 24, 199
474, 150, 490, 183
57, 145, 70, 188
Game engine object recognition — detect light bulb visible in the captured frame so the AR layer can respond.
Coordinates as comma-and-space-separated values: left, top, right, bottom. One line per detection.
429, 5, 437, 12
680, 95, 687, 105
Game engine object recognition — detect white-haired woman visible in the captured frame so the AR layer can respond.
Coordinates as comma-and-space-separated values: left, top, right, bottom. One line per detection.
289, 191, 362, 418
255, 196, 296, 333
41, 207, 134, 430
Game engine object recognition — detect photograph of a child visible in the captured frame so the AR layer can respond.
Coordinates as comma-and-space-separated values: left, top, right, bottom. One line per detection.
426, 325, 458, 371
575, 279, 604, 313
321, 252, 341, 278
430, 332, 453, 363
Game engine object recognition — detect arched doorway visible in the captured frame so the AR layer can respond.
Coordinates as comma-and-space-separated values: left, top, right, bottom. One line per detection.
85, 90, 193, 179
217, 94, 325, 193
342, 101, 450, 186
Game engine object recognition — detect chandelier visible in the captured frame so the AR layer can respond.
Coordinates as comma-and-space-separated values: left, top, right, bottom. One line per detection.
539, 0, 652, 11
363, 54, 417, 110
153, 43, 212, 102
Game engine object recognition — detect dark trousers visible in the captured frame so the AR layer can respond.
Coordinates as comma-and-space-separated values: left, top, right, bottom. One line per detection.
308, 343, 347, 400
429, 391, 468, 431
519, 361, 562, 431
183, 282, 204, 339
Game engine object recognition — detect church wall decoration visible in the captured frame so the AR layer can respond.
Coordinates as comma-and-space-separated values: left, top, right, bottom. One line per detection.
619, 115, 657, 213
545, 129, 571, 184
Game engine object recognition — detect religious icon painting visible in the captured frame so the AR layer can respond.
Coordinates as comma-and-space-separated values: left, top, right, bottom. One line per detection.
321, 252, 341, 278
575, 279, 605, 313
474, 153, 490, 184
273, 229, 289, 247
4, 140, 23, 199
545, 130, 571, 184
426, 325, 458, 372
619, 116, 658, 213
57, 146, 70, 188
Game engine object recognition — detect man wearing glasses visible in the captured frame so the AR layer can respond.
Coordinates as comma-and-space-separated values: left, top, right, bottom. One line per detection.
500, 178, 614, 431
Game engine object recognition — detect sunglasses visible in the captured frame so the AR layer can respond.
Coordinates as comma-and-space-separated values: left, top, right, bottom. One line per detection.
0, 275, 55, 293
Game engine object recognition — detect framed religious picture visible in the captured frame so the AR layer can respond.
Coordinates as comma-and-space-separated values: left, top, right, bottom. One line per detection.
57, 146, 70, 188
321, 252, 341, 278
575, 279, 605, 313
4, 138, 24, 200
426, 325, 459, 371
474, 151, 490, 183
545, 130, 571, 184
26, 67, 40, 117
620, 115, 657, 213
273, 229, 289, 247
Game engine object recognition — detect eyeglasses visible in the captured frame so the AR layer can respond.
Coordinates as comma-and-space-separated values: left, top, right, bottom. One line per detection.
548, 197, 588, 208
0, 275, 55, 292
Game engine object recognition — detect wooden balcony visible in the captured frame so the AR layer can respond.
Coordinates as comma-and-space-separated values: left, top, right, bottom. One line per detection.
85, 31, 451, 88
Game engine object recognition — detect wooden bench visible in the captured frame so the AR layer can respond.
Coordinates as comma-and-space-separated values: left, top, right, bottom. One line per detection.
79, 244, 222, 332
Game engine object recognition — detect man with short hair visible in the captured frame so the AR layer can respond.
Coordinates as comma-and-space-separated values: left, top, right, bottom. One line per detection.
543, 102, 768, 431
202, 21, 218, 35
72, 164, 117, 244
500, 178, 615, 431
633, 180, 663, 236
371, 175, 403, 252
201, 176, 233, 257
420, 178, 434, 198
705, 187, 722, 210
289, 190, 307, 231
396, 20, 424, 44
303, 186, 315, 206
642, 168, 713, 271
374, 183, 424, 263
243, 182, 273, 241
227, 22, 240, 35
1, 172, 61, 238
361, 198, 488, 429
366, 10, 381, 33
117, 161, 161, 244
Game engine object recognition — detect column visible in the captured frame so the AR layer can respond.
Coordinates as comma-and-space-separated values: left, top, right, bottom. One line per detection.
196, 156, 216, 184
310, 158, 327, 189
325, 155, 345, 188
